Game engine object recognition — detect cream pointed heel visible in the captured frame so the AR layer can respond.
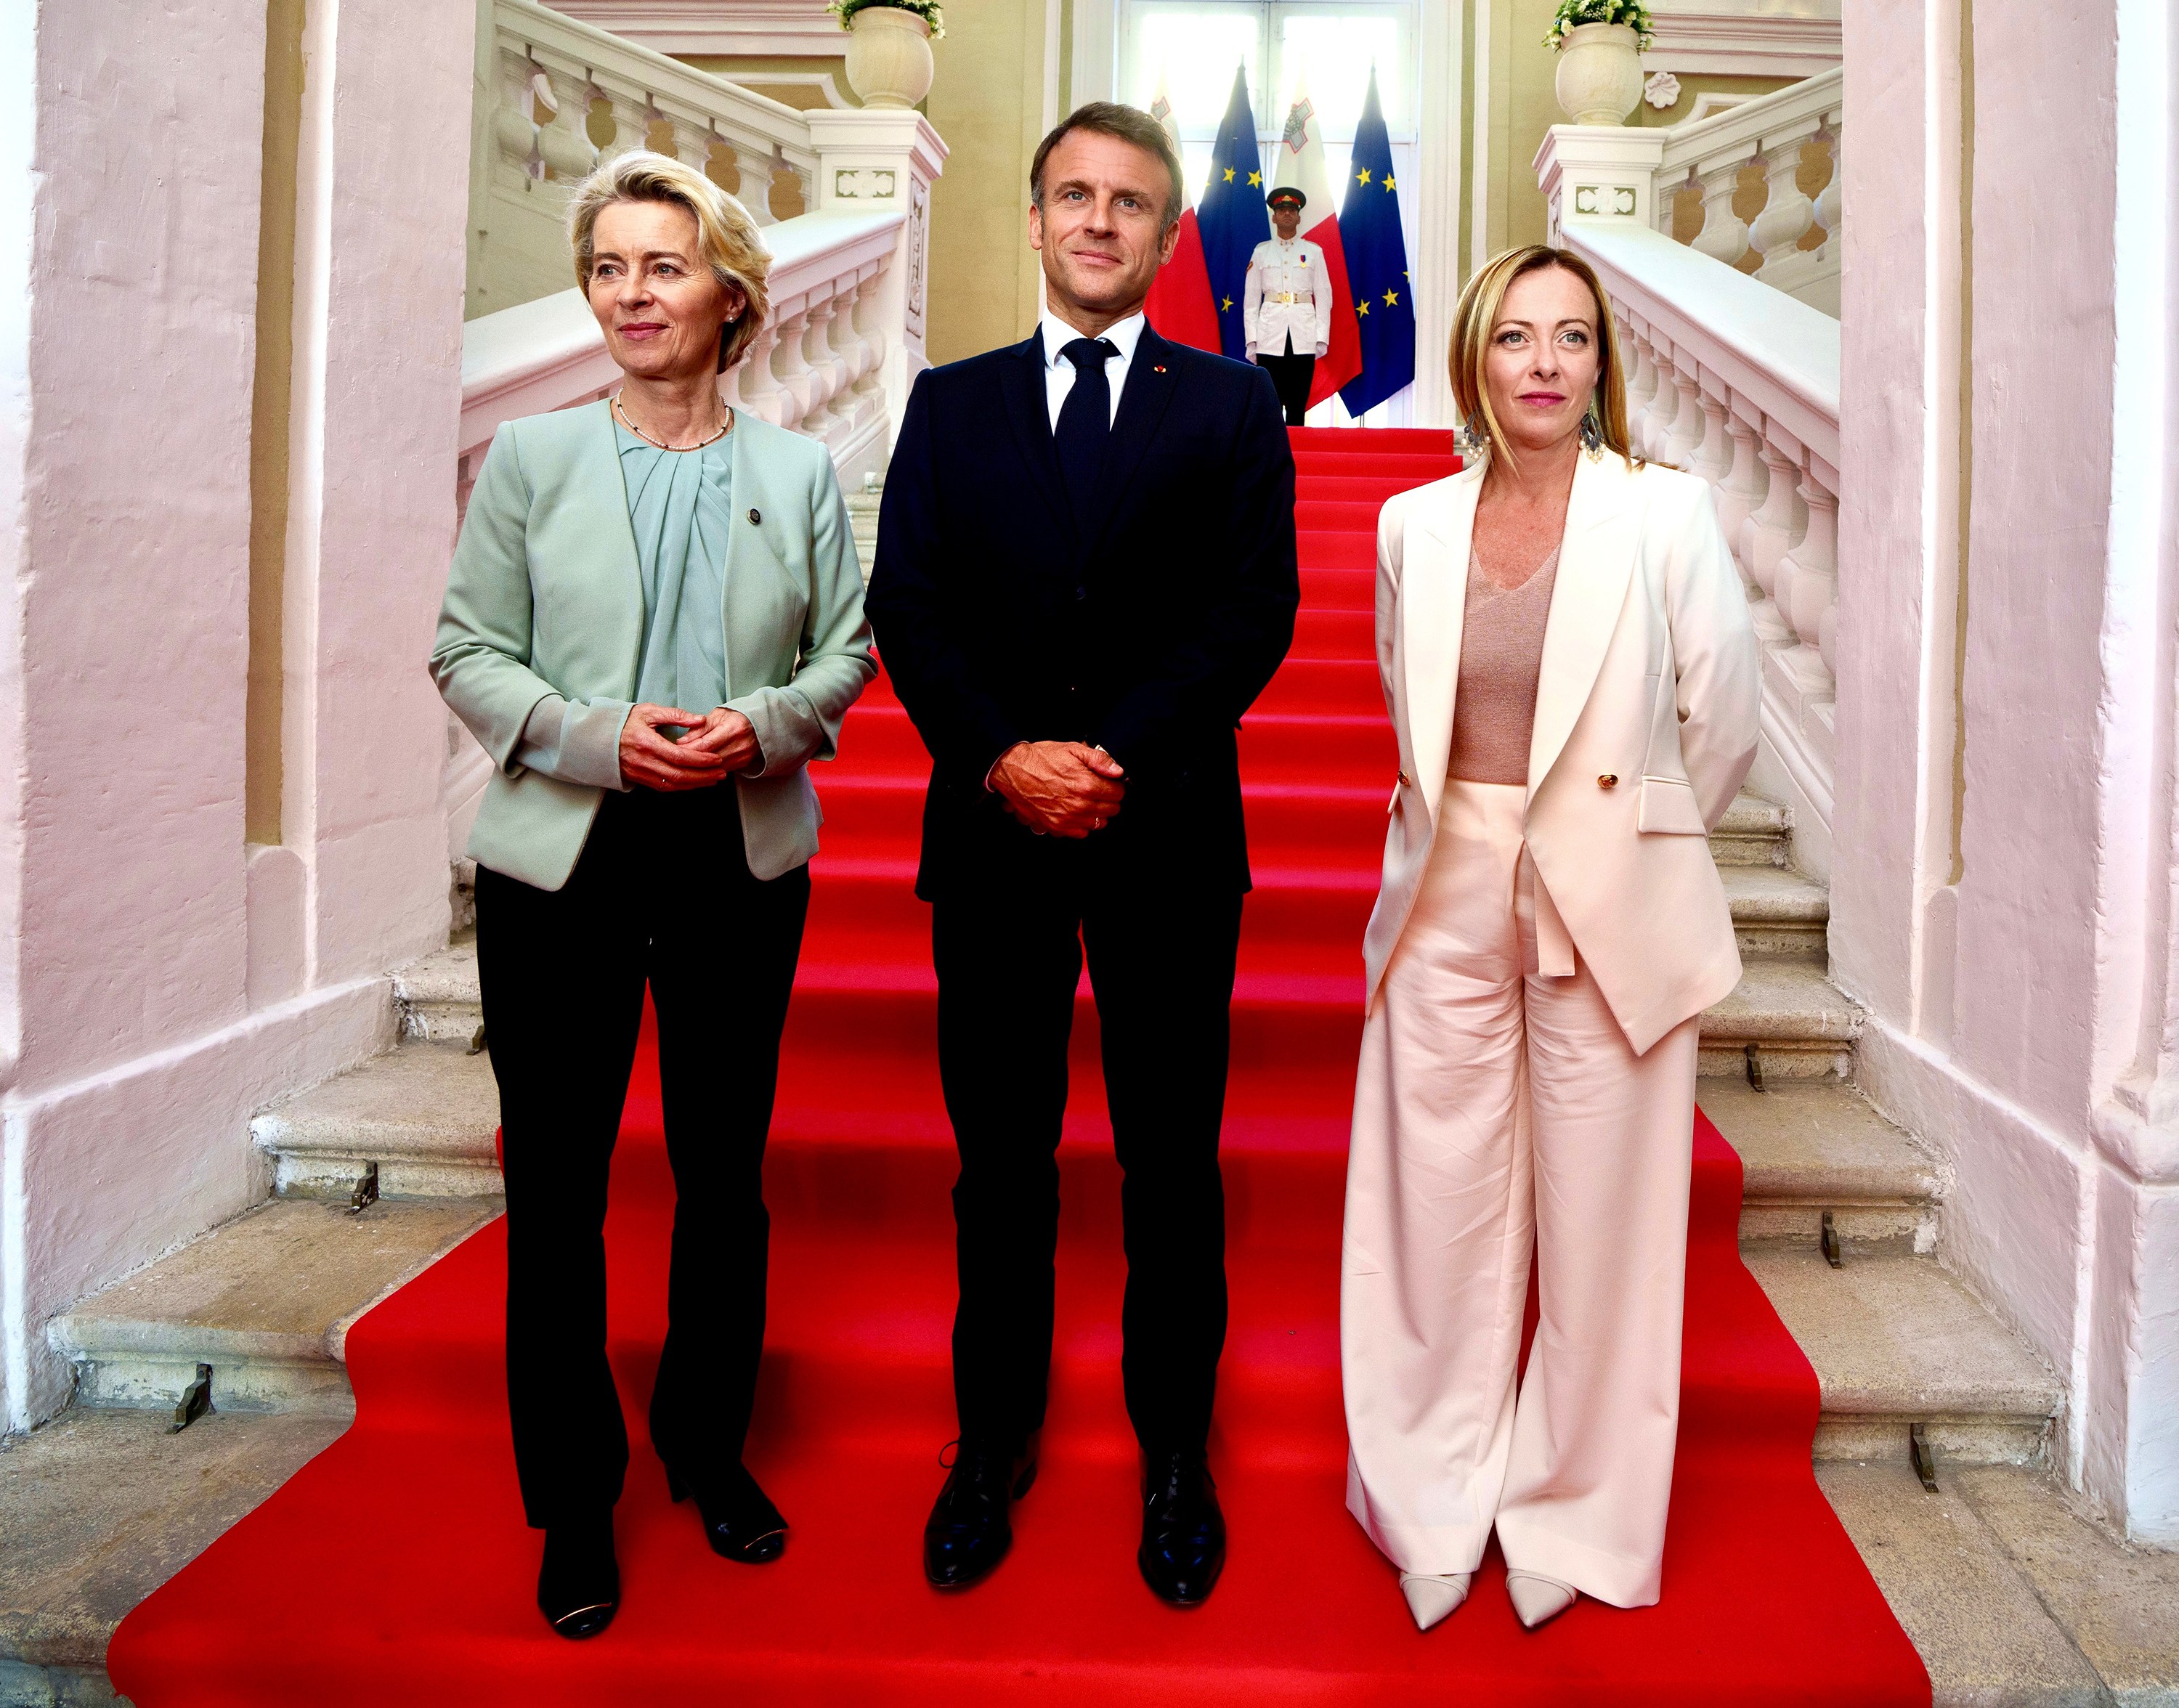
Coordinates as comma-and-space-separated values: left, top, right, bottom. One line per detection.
1505, 1570, 1577, 1629
1397, 1571, 1472, 1631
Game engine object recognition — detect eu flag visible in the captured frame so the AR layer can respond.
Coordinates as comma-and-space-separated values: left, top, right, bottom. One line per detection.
1195, 64, 1268, 363
1339, 68, 1416, 416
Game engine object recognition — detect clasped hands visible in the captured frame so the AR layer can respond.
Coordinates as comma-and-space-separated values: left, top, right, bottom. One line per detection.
990, 740, 1125, 839
619, 703, 760, 792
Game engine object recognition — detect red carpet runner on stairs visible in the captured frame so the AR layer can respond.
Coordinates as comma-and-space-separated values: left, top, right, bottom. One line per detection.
110, 427, 1928, 1704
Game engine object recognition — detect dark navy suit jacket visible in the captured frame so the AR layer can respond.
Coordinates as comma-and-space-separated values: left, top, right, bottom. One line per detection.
866, 322, 1299, 900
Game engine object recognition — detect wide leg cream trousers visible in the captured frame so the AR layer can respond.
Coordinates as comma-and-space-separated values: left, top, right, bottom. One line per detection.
1341, 780, 1698, 1609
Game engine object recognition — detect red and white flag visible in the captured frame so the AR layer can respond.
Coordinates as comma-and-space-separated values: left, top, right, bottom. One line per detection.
1272, 75, 1362, 406
1143, 73, 1221, 355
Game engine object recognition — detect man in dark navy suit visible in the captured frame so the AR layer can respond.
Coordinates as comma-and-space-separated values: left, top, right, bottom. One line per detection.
867, 102, 1297, 1607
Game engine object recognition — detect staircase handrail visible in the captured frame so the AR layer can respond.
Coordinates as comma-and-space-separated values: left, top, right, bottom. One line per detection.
1562, 219, 1838, 473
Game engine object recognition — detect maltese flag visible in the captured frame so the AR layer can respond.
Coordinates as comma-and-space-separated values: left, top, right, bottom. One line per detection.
1143, 72, 1222, 355
1273, 75, 1363, 407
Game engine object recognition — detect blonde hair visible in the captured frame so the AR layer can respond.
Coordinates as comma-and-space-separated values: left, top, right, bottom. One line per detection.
1448, 245, 1637, 468
567, 150, 771, 373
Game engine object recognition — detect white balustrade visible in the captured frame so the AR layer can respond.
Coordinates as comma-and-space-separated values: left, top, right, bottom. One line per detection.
1557, 216, 1842, 865
1535, 66, 1843, 317
460, 201, 928, 504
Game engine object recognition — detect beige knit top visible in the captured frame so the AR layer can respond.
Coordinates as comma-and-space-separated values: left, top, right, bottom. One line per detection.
1447, 546, 1560, 786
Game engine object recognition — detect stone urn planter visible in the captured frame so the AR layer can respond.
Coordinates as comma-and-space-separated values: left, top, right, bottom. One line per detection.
1554, 22, 1644, 126
845, 6, 936, 110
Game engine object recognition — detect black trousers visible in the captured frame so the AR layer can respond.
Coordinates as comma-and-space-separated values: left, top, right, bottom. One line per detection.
1255, 334, 1315, 426
934, 879, 1244, 1457
475, 786, 809, 1528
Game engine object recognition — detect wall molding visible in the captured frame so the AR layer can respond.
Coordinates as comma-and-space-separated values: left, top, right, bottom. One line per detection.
549, 1, 846, 58
1644, 13, 1842, 79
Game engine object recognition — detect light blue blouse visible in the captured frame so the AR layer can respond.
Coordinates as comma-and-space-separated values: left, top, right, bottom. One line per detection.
513, 420, 738, 786
620, 420, 734, 717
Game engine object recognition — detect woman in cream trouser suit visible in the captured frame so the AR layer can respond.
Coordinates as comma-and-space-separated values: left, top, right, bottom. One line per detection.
1340, 246, 1758, 1632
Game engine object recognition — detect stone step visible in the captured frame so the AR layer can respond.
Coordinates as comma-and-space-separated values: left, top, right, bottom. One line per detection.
46, 1197, 495, 1415
1698, 956, 1863, 1079
0, 1406, 346, 1706
1711, 791, 1792, 867
392, 933, 479, 1045
1700, 1078, 1941, 1253
256, 1041, 502, 1199
1721, 862, 1829, 959
1747, 1247, 2063, 1468
1819, 1460, 2179, 1706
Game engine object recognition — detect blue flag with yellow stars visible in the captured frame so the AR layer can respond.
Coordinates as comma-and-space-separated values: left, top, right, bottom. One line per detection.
1196, 63, 1269, 363
1339, 68, 1416, 415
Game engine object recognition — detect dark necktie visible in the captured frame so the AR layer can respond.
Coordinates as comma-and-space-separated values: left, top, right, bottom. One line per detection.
1052, 336, 1117, 524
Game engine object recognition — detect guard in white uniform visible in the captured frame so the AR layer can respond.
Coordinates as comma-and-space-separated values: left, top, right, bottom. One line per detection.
1243, 186, 1333, 426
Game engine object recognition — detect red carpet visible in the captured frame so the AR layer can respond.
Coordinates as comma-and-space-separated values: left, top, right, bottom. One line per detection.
109, 427, 1928, 1704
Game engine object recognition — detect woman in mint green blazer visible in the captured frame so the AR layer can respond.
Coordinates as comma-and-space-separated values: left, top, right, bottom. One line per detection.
431, 152, 874, 1640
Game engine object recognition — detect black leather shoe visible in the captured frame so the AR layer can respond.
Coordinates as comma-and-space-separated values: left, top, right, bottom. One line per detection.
923, 1437, 1038, 1589
537, 1512, 620, 1639
665, 1460, 788, 1563
1137, 1449, 1225, 1606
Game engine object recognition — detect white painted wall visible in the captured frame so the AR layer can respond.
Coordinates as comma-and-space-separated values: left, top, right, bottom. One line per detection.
1831, 0, 2178, 1543
0, 0, 474, 1433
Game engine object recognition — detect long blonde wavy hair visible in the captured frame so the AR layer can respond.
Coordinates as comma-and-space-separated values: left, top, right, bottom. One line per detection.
1448, 245, 1639, 468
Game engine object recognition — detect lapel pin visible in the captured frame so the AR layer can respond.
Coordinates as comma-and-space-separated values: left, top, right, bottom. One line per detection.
748, 508, 761, 524
1153, 365, 1167, 374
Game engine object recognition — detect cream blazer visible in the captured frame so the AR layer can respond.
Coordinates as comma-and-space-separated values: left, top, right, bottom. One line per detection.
1363, 451, 1759, 1054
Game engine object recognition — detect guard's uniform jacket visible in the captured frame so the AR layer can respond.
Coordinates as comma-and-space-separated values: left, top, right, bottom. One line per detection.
1243, 236, 1334, 359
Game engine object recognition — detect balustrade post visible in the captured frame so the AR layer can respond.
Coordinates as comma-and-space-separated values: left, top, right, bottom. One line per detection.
1692, 389, 1732, 486
1662, 364, 1705, 469
535, 62, 598, 184
1621, 323, 1658, 428
1636, 334, 1678, 458
731, 143, 778, 222
492, 47, 541, 182
1780, 471, 1838, 693
1814, 121, 1843, 260
1741, 442, 1806, 643
850, 266, 892, 432
726, 316, 787, 427
1716, 414, 1769, 576
1748, 126, 1819, 288
768, 304, 817, 433
1690, 150, 1752, 267
798, 290, 848, 444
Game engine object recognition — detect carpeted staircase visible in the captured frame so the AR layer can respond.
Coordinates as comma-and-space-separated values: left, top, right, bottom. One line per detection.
11, 429, 2160, 1707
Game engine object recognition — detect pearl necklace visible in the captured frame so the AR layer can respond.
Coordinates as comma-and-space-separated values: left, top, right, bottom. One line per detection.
613, 393, 733, 452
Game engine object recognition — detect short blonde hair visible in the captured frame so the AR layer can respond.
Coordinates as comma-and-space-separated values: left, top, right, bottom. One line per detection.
1448, 245, 1637, 468
568, 150, 771, 373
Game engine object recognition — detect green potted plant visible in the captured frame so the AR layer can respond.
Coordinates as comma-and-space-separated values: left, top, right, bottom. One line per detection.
830, 0, 944, 110
1545, 0, 1654, 126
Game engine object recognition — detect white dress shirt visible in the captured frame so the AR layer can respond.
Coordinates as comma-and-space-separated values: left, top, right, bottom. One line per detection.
1038, 306, 1146, 430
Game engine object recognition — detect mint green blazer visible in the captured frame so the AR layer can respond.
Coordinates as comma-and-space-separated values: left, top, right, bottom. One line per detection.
431, 401, 875, 891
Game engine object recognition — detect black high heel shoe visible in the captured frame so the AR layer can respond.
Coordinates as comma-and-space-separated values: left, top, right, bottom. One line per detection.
537, 1512, 620, 1640
665, 1461, 789, 1563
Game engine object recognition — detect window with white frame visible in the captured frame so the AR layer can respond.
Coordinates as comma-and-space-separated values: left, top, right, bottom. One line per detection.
1120, 0, 1418, 214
